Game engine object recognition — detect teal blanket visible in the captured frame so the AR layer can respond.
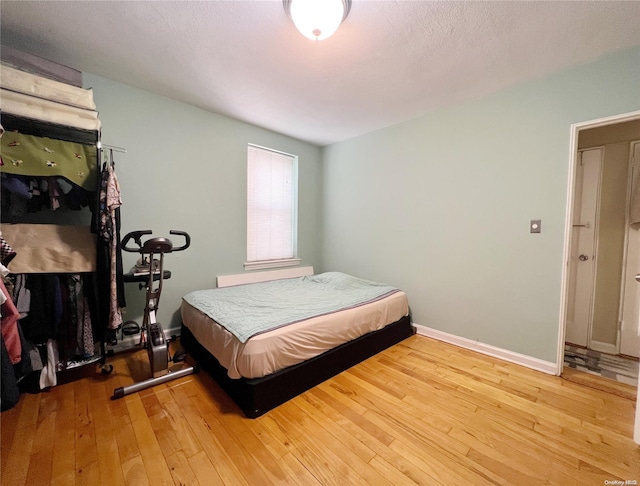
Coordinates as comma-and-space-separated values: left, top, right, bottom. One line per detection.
183, 272, 400, 343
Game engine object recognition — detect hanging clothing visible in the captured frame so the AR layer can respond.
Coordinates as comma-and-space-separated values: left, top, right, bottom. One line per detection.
1, 334, 20, 411
0, 233, 16, 266
0, 278, 21, 364
13, 274, 30, 319
21, 274, 63, 344
68, 274, 94, 357
1, 175, 94, 219
47, 177, 61, 210
98, 162, 125, 329
39, 339, 59, 389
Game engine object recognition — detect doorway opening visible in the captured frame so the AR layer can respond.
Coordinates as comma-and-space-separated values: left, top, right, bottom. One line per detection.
560, 112, 640, 390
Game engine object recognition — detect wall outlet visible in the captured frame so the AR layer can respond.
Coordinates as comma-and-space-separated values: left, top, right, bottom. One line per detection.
530, 220, 541, 233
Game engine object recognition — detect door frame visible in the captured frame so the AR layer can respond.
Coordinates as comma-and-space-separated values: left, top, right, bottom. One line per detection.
557, 110, 640, 445
558, 109, 640, 374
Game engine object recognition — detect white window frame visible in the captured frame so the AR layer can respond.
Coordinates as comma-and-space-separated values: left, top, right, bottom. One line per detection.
244, 143, 300, 270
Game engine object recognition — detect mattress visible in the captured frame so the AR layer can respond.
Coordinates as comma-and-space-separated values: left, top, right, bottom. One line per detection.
181, 289, 408, 379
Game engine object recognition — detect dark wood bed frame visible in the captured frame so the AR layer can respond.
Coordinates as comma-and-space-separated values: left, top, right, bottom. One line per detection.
180, 315, 415, 418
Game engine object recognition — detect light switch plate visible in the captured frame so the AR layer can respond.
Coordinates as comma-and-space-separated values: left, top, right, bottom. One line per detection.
530, 219, 541, 233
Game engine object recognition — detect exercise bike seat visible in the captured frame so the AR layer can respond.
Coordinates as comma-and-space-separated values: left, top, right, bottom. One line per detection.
142, 237, 173, 254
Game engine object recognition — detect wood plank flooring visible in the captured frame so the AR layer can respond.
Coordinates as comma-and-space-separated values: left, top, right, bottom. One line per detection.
2, 335, 638, 485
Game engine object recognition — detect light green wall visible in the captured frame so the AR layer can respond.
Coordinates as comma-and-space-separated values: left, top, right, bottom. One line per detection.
81, 46, 640, 361
83, 74, 323, 331
320, 47, 640, 364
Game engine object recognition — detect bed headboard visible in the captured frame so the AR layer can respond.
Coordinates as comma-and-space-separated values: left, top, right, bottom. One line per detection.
217, 266, 314, 288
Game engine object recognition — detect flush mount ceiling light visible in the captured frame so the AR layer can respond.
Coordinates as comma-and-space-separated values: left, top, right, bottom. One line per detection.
283, 0, 351, 41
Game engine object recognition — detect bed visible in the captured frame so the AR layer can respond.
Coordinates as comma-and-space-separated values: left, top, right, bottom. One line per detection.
180, 270, 414, 417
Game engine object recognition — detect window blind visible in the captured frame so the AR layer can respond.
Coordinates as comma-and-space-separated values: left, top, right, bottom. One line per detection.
247, 145, 297, 263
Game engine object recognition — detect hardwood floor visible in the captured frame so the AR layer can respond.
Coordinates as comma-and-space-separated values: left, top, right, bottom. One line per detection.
2, 335, 638, 485
561, 366, 638, 401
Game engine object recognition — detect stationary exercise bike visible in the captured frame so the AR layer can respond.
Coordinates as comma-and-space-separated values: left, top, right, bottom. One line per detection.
112, 230, 197, 399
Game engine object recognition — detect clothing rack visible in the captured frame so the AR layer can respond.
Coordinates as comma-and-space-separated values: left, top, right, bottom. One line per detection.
97, 142, 126, 153
99, 144, 126, 171
1, 113, 115, 388
0, 57, 118, 411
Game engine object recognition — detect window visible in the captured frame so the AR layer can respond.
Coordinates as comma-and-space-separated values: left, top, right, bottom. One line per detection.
245, 144, 299, 269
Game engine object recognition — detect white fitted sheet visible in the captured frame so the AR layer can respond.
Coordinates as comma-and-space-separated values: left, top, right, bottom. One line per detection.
181, 290, 409, 379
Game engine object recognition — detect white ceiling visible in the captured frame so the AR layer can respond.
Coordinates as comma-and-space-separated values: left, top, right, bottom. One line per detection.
1, 1, 640, 146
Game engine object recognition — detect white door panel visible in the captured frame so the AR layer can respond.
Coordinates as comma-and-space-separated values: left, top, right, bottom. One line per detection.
621, 142, 640, 358
566, 149, 602, 347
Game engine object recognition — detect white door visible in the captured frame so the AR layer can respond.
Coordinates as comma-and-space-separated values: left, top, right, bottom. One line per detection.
565, 148, 602, 346
620, 142, 640, 358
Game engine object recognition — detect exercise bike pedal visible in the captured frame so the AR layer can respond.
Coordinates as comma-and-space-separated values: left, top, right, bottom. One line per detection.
149, 323, 165, 346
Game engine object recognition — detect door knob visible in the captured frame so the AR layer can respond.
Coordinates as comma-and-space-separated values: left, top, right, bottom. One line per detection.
579, 254, 589, 261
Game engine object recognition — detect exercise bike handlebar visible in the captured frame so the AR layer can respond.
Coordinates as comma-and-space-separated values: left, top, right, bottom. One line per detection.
121, 230, 191, 253
121, 230, 153, 252
169, 230, 191, 252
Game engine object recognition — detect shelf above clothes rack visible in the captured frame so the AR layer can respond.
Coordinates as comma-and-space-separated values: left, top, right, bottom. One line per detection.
1, 113, 98, 145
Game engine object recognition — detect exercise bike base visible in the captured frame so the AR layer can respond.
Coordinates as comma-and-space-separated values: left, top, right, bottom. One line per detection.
112, 365, 199, 400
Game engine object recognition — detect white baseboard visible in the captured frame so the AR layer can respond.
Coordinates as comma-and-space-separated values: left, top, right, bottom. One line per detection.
413, 323, 558, 375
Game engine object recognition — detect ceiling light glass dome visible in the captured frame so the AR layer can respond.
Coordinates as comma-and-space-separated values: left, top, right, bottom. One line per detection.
283, 0, 351, 41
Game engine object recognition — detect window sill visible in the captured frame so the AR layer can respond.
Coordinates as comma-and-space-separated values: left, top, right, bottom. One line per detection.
244, 258, 301, 271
